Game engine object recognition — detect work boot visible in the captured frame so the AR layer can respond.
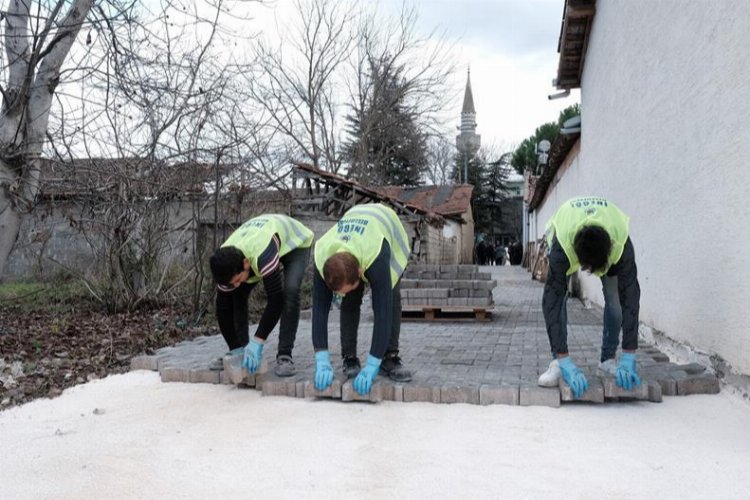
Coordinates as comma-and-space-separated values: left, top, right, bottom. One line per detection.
538, 359, 561, 387
274, 355, 296, 377
380, 353, 412, 382
597, 358, 618, 375
342, 356, 361, 379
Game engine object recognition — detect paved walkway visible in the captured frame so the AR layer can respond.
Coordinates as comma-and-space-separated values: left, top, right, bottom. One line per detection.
131, 266, 719, 407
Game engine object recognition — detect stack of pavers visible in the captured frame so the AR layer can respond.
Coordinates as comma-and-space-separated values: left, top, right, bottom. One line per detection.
400, 264, 496, 321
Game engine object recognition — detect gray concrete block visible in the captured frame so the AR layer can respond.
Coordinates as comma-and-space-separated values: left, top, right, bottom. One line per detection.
223, 354, 255, 385
656, 377, 677, 396
341, 381, 383, 402
160, 366, 190, 383
560, 378, 604, 403
602, 378, 649, 400
520, 386, 560, 407
188, 369, 221, 384
466, 297, 493, 307
479, 385, 519, 405
674, 363, 707, 375
130, 355, 158, 371
403, 384, 441, 403
304, 380, 342, 399
676, 373, 720, 395
440, 385, 480, 404
219, 371, 233, 385
262, 378, 297, 397
647, 381, 663, 403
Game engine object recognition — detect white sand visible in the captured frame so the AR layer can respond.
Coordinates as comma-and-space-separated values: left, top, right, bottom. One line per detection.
1, 371, 748, 500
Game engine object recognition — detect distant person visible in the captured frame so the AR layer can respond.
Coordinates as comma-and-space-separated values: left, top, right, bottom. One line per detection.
537, 196, 641, 399
494, 243, 505, 266
312, 204, 412, 396
209, 214, 313, 377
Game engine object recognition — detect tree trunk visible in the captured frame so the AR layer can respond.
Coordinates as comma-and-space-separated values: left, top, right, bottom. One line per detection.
0, 179, 23, 281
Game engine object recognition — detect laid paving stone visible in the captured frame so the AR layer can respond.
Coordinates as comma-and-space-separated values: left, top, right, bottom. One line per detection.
130, 355, 158, 371
160, 366, 190, 383
479, 385, 519, 405
304, 380, 342, 399
403, 384, 441, 403
560, 378, 604, 403
674, 363, 707, 375
440, 385, 480, 404
655, 377, 677, 396
519, 386, 560, 408
341, 381, 383, 402
676, 373, 720, 395
262, 378, 297, 397
188, 369, 220, 384
602, 378, 649, 400
647, 381, 663, 403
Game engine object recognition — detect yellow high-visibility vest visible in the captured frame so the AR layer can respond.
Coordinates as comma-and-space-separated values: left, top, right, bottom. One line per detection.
222, 214, 313, 284
546, 196, 630, 276
314, 204, 410, 288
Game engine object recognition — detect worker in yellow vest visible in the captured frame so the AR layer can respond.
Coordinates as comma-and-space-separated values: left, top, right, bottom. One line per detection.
209, 214, 313, 377
537, 196, 642, 398
312, 204, 413, 395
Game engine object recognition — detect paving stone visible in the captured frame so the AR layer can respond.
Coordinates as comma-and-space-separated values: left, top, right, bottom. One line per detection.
479, 385, 519, 405
223, 354, 255, 385
160, 366, 190, 383
403, 384, 441, 403
602, 378, 649, 400
674, 363, 707, 375
188, 369, 220, 384
519, 386, 560, 407
655, 377, 677, 396
219, 371, 233, 385
130, 355, 158, 371
341, 381, 383, 402
295, 381, 307, 398
647, 381, 663, 403
676, 373, 720, 395
440, 385, 480, 404
262, 378, 297, 397
304, 380, 342, 399
560, 378, 604, 403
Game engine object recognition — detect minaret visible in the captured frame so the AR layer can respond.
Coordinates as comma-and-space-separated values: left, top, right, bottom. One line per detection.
456, 68, 481, 182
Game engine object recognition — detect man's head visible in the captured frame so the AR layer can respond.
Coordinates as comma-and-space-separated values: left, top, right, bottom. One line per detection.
573, 225, 612, 273
323, 252, 361, 294
210, 246, 249, 291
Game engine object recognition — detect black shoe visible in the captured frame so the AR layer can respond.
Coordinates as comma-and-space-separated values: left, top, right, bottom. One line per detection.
274, 355, 296, 377
342, 356, 361, 379
380, 354, 412, 382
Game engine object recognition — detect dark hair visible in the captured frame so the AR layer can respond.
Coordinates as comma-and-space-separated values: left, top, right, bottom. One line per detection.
323, 252, 360, 291
209, 246, 245, 285
573, 225, 612, 273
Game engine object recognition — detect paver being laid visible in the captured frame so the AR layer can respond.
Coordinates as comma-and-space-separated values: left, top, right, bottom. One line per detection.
131, 266, 721, 408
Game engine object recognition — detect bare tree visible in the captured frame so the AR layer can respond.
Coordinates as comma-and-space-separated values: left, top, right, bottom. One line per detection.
0, 0, 96, 278
424, 136, 454, 185
247, 0, 356, 173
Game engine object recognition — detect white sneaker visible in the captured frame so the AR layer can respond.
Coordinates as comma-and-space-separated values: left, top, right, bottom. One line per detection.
598, 358, 618, 375
538, 359, 561, 387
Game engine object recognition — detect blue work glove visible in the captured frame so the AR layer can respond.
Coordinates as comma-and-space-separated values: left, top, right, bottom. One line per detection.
353, 355, 381, 395
616, 352, 641, 390
558, 356, 589, 398
242, 338, 264, 374
314, 351, 334, 391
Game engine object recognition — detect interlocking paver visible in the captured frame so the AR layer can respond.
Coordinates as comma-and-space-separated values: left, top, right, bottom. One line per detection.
136, 266, 720, 406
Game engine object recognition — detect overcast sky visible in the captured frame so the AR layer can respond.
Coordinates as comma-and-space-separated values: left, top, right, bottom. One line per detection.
376, 0, 581, 150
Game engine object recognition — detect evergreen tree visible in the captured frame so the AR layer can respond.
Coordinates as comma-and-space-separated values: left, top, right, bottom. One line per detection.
344, 56, 427, 186
510, 103, 581, 175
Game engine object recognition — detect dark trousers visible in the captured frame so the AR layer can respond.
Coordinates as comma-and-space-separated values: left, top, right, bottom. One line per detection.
215, 247, 309, 357
339, 281, 401, 359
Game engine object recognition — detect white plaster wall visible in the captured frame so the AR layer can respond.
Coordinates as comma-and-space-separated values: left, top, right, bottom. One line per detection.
533, 1, 750, 375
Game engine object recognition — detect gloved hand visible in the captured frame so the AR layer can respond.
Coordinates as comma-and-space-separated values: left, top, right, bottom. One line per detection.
616, 352, 641, 390
353, 355, 381, 395
314, 350, 334, 391
242, 338, 264, 374
558, 356, 589, 398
